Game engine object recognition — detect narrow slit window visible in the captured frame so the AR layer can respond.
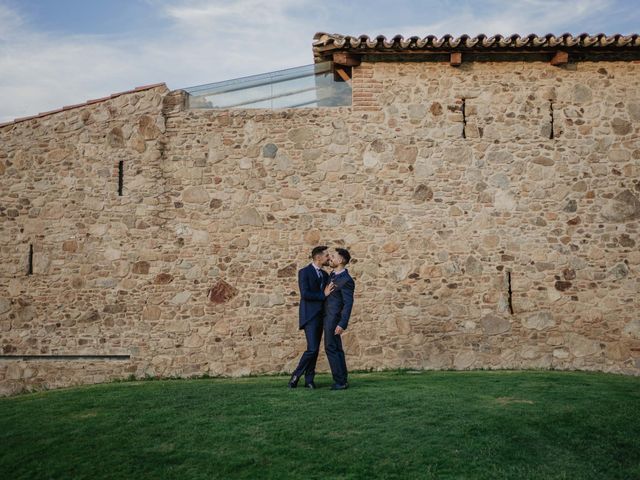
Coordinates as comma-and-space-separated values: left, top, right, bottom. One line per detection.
27, 244, 33, 275
507, 271, 514, 315
118, 160, 124, 196
461, 98, 467, 139
549, 100, 554, 140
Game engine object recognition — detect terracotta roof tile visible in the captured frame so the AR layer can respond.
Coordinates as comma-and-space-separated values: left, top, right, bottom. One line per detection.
37, 108, 65, 116
61, 102, 88, 110
0, 82, 166, 129
313, 32, 640, 61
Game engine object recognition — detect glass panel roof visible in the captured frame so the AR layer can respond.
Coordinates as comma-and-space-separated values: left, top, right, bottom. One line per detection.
184, 62, 351, 109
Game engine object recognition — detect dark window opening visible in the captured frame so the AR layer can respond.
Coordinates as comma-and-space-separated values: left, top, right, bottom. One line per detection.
27, 244, 33, 275
461, 98, 467, 139
549, 100, 554, 140
118, 160, 124, 196
507, 271, 514, 315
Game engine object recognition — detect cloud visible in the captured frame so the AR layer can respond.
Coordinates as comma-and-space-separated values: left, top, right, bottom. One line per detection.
152, 0, 320, 84
163, 0, 304, 31
374, 0, 614, 37
0, 3, 23, 41
0, 0, 324, 122
0, 32, 152, 122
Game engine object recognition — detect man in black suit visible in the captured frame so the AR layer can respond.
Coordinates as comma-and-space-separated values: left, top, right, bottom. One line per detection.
288, 246, 335, 389
323, 248, 355, 390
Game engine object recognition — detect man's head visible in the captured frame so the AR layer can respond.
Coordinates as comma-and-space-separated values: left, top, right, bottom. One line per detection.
330, 248, 351, 269
311, 246, 330, 266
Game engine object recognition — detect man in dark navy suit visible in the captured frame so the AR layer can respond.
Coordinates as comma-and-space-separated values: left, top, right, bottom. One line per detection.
323, 248, 355, 390
288, 246, 335, 389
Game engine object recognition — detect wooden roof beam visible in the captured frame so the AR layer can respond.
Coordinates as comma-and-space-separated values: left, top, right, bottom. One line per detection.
450, 52, 462, 66
550, 51, 569, 66
333, 52, 361, 67
334, 67, 352, 84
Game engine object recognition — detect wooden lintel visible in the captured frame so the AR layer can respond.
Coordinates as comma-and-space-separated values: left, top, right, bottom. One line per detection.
332, 52, 361, 67
450, 52, 462, 66
335, 67, 352, 84
550, 51, 569, 66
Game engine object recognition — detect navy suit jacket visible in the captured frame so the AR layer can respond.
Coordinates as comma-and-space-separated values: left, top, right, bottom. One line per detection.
298, 264, 329, 329
323, 269, 355, 330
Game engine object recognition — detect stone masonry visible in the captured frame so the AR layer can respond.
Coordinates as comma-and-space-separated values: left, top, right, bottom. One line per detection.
1, 48, 639, 396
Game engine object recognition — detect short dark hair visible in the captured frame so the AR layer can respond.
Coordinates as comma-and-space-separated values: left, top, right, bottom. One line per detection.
335, 248, 351, 265
311, 246, 328, 259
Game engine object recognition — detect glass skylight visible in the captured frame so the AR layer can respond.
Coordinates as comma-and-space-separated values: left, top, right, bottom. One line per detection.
184, 62, 351, 109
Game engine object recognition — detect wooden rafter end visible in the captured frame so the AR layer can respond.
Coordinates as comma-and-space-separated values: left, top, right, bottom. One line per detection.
550, 51, 569, 66
333, 52, 361, 67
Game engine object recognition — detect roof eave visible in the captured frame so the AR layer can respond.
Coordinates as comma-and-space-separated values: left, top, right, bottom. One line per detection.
313, 32, 640, 63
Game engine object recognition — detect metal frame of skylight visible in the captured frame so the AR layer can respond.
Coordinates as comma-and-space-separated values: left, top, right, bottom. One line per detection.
184, 62, 332, 96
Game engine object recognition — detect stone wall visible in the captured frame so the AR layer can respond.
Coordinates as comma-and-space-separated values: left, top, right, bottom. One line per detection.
1, 58, 639, 395
0, 85, 170, 393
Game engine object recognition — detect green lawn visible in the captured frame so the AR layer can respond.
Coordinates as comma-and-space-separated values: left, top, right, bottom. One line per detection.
1, 370, 639, 479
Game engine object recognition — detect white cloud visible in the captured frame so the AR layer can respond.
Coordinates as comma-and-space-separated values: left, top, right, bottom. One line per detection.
0, 3, 23, 41
0, 32, 152, 121
374, 0, 614, 38
163, 0, 304, 31
0, 0, 321, 122
152, 0, 320, 85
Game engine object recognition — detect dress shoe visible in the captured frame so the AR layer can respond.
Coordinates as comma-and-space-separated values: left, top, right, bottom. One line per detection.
330, 383, 348, 390
288, 374, 300, 388
304, 382, 316, 389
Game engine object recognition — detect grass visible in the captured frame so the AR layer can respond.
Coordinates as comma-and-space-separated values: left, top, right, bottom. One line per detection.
1, 370, 639, 479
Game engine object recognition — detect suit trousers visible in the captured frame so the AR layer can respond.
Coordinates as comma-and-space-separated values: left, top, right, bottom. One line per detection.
324, 320, 348, 385
292, 318, 323, 383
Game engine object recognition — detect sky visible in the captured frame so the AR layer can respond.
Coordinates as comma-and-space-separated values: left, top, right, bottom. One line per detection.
1, 0, 639, 122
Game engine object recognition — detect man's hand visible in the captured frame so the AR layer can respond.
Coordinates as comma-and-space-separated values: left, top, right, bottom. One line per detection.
334, 325, 344, 335
324, 282, 335, 296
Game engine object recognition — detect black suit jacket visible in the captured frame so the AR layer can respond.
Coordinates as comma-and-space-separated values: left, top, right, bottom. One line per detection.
323, 269, 355, 330
298, 264, 329, 329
